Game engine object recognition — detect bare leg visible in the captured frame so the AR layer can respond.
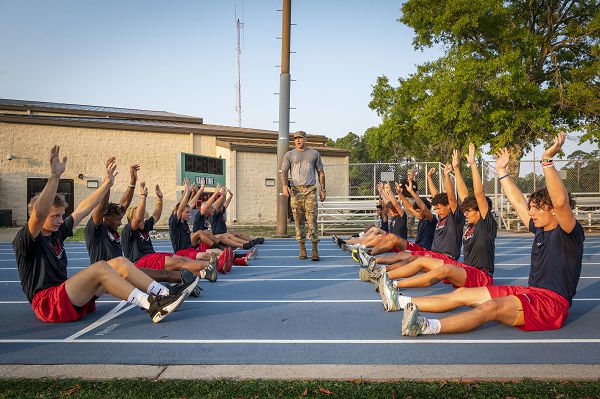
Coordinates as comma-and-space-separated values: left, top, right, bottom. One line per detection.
65, 261, 140, 307
370, 234, 407, 255
164, 256, 209, 276
438, 296, 521, 333
388, 256, 443, 279
138, 268, 181, 283
106, 256, 154, 289
395, 263, 467, 288
411, 287, 492, 313
376, 252, 413, 265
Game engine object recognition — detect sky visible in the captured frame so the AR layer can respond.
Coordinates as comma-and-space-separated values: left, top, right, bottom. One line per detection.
0, 0, 594, 158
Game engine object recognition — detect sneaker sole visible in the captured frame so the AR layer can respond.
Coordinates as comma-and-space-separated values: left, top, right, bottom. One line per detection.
401, 304, 419, 336
152, 293, 189, 323
359, 268, 369, 282
377, 277, 389, 311
351, 250, 360, 263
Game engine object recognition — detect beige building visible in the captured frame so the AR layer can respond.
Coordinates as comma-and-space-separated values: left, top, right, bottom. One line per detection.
0, 99, 349, 227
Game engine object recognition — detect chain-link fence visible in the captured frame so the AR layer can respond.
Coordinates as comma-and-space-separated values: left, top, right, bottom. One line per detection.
321, 161, 600, 233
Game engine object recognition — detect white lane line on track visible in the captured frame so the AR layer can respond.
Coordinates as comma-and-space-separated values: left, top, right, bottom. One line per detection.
64, 301, 135, 341
2, 298, 600, 304
1, 338, 600, 344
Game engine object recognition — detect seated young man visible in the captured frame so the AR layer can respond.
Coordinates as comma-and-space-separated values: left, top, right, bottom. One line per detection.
332, 195, 390, 248
379, 144, 498, 310
85, 160, 199, 296
13, 146, 197, 323
192, 185, 255, 250
122, 182, 217, 281
394, 134, 585, 335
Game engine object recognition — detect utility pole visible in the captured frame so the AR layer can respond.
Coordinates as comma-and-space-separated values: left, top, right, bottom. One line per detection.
275, 0, 291, 236
235, 8, 243, 127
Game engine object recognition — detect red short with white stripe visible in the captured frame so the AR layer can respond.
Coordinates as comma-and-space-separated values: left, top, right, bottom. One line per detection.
135, 252, 173, 270
31, 282, 96, 323
487, 285, 570, 331
441, 261, 494, 288
409, 250, 456, 263
405, 242, 426, 252
175, 247, 203, 259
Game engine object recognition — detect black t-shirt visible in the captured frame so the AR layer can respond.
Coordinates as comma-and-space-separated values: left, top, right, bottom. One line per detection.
431, 204, 465, 260
13, 216, 74, 302
85, 218, 123, 263
210, 209, 227, 235
414, 215, 437, 250
528, 219, 585, 305
379, 215, 389, 233
192, 211, 209, 233
462, 209, 498, 274
400, 179, 418, 197
169, 213, 192, 252
121, 217, 156, 263
388, 213, 408, 240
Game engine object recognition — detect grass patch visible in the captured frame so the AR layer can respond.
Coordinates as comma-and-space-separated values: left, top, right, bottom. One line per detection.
65, 228, 85, 242
0, 379, 599, 399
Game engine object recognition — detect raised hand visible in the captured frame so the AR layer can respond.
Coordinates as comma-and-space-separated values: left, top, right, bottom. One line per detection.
155, 185, 163, 199
444, 163, 452, 175
183, 178, 191, 192
495, 148, 510, 172
452, 149, 460, 168
427, 167, 436, 178
105, 156, 116, 170
139, 181, 148, 197
50, 145, 67, 177
376, 182, 384, 192
467, 143, 476, 165
104, 159, 118, 187
394, 182, 402, 194
129, 164, 140, 184
542, 132, 566, 160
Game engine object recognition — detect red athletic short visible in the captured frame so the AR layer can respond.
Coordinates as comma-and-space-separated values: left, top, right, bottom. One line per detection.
409, 250, 456, 263
441, 261, 494, 288
175, 247, 203, 259
487, 285, 570, 331
135, 252, 173, 270
405, 242, 426, 252
31, 282, 96, 323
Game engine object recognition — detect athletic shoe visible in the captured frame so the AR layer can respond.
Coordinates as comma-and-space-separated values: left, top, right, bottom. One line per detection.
217, 251, 227, 274
340, 243, 348, 252
357, 247, 371, 268
205, 253, 218, 282
367, 256, 378, 272
359, 267, 382, 285
147, 292, 189, 323
179, 269, 203, 297
346, 243, 361, 253
255, 237, 265, 244
378, 273, 401, 312
331, 235, 339, 245
169, 275, 200, 298
351, 249, 360, 263
242, 242, 254, 250
402, 303, 425, 336
244, 248, 258, 261
234, 257, 248, 266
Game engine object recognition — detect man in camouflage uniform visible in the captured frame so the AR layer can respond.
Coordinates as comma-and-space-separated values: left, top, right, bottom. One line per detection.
281, 130, 326, 261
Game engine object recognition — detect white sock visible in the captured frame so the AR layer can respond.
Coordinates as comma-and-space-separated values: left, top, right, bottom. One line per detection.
127, 288, 151, 310
199, 269, 207, 278
421, 318, 441, 335
398, 295, 412, 309
147, 281, 169, 296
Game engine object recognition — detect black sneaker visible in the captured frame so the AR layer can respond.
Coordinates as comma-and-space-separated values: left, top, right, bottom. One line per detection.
177, 270, 203, 297
147, 292, 189, 323
242, 242, 254, 250
204, 253, 218, 282
255, 237, 265, 244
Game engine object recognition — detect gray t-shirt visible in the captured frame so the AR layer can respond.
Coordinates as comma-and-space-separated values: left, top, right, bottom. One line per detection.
281, 148, 324, 186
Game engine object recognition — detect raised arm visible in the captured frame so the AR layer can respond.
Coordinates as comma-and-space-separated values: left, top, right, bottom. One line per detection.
200, 184, 220, 215
118, 164, 139, 210
131, 182, 148, 231
395, 182, 418, 218
188, 180, 205, 208
176, 179, 191, 220
213, 186, 227, 212
427, 167, 439, 197
467, 143, 489, 218
443, 163, 458, 212
384, 182, 404, 216
541, 133, 576, 233
224, 188, 234, 209
452, 149, 469, 203
91, 156, 116, 226
70, 160, 117, 228
28, 146, 67, 239
152, 185, 163, 223
495, 148, 530, 226
405, 180, 434, 221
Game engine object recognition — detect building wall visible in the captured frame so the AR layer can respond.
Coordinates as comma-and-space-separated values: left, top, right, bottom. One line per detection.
0, 122, 190, 227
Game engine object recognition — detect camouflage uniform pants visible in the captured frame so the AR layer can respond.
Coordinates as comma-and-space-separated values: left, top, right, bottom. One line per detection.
290, 185, 319, 243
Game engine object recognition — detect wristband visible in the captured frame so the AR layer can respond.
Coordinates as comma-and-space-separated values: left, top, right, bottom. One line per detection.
498, 174, 510, 181
542, 161, 554, 168
129, 184, 136, 189
540, 159, 552, 163
140, 194, 147, 197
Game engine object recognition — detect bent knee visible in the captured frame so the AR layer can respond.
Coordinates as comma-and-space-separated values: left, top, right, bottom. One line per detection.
107, 257, 131, 278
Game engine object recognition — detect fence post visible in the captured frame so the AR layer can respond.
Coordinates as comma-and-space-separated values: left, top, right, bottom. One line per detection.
373, 164, 376, 196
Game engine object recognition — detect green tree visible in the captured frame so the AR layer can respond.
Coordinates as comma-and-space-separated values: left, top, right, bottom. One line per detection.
327, 132, 374, 163
369, 0, 600, 162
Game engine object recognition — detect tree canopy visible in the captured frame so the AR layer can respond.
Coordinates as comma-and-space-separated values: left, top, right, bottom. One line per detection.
367, 0, 599, 162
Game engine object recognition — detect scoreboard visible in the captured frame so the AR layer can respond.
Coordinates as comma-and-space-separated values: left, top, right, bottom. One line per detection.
177, 152, 226, 188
